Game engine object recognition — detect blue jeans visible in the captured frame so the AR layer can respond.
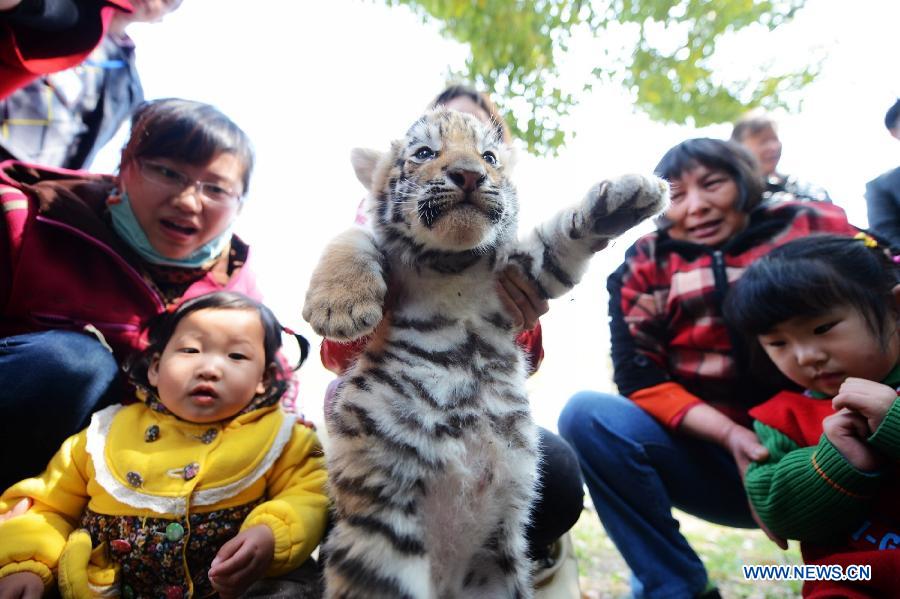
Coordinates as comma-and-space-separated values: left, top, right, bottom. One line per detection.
0, 330, 122, 490
558, 391, 756, 599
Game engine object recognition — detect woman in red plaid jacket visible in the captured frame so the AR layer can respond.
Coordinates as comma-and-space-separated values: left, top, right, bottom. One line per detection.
558, 137, 859, 599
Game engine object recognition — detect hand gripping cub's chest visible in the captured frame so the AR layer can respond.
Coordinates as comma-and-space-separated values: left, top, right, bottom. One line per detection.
304, 108, 667, 599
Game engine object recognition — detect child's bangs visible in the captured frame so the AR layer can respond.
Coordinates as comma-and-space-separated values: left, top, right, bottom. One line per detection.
728, 260, 864, 336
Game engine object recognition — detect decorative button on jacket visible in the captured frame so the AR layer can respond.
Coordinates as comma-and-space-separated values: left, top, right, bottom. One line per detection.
0, 402, 329, 598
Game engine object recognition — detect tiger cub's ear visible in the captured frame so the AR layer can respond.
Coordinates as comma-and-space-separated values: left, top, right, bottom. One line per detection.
350, 148, 382, 190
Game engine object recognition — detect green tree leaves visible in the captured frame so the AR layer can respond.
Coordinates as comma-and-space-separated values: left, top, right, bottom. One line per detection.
385, 0, 817, 155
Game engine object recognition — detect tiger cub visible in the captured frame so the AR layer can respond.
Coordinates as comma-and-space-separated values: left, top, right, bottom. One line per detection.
303, 108, 666, 599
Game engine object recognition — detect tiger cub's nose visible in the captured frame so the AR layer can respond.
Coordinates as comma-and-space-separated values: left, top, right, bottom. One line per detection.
448, 169, 486, 192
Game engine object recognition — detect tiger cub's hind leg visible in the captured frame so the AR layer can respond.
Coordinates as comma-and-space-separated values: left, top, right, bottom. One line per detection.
460, 509, 533, 599
323, 408, 435, 599
323, 513, 433, 599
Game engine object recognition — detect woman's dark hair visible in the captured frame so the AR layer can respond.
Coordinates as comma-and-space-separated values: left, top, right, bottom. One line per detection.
121, 98, 254, 195
431, 84, 510, 144
654, 137, 765, 215
725, 234, 900, 342
127, 292, 290, 407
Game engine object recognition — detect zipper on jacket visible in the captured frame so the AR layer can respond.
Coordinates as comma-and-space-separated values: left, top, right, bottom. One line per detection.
712, 250, 729, 302
712, 249, 755, 396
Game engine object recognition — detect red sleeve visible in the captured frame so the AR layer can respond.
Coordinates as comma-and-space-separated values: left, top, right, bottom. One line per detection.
0, 0, 131, 98
0, 202, 11, 311
0, 179, 30, 312
320, 337, 369, 375
320, 320, 544, 376
516, 320, 543, 375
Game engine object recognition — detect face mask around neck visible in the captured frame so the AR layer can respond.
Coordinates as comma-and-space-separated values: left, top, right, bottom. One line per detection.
107, 190, 234, 268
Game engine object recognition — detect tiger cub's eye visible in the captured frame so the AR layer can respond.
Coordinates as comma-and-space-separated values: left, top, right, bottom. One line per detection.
414, 147, 436, 161
482, 151, 498, 166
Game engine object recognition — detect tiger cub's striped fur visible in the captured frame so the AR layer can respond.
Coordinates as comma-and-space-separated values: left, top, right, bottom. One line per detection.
303, 108, 666, 599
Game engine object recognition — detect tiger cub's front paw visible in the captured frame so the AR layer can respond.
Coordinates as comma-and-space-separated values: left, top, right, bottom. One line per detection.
583, 174, 668, 240
302, 229, 387, 341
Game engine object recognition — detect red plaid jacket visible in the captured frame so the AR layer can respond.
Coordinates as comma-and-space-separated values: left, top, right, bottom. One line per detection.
608, 200, 857, 428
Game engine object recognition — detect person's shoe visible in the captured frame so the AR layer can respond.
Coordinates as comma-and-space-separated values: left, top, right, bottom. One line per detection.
534, 533, 581, 598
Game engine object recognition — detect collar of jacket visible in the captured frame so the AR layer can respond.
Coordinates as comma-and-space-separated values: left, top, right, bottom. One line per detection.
651, 201, 804, 260
85, 403, 294, 516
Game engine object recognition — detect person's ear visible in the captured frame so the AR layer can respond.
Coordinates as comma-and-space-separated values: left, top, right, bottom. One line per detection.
891, 283, 900, 311
256, 364, 276, 396
118, 149, 133, 178
147, 354, 161, 387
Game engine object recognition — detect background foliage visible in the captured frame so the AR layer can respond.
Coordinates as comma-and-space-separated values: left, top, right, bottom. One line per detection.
384, 0, 817, 155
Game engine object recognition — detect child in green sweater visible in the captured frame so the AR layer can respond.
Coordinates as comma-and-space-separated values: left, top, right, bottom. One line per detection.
725, 234, 900, 598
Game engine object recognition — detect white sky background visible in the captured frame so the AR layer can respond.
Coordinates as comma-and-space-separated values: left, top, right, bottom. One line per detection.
94, 0, 900, 432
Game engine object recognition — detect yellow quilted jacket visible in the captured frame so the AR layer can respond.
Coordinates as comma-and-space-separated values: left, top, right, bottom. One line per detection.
0, 402, 328, 596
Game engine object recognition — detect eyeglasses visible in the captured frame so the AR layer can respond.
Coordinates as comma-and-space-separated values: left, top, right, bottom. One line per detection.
138, 159, 241, 205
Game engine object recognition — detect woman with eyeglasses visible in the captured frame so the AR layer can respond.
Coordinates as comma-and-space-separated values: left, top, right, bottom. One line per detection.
0, 98, 261, 490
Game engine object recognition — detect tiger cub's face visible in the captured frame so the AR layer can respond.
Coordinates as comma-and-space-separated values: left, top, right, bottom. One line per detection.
356, 108, 518, 253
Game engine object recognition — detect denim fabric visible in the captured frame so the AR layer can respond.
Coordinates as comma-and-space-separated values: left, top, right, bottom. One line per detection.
558, 391, 756, 599
0, 330, 122, 489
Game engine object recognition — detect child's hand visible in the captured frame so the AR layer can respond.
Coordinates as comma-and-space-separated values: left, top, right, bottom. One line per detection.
0, 571, 44, 599
832, 377, 897, 433
208, 525, 275, 599
0, 498, 31, 524
823, 408, 882, 472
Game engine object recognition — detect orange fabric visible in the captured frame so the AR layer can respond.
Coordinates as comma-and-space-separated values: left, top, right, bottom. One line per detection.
629, 382, 703, 429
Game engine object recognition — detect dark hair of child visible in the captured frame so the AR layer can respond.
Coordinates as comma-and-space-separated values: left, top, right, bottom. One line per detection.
126, 292, 290, 406
725, 234, 900, 345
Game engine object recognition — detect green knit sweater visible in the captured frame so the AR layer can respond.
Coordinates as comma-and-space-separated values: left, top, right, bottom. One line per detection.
745, 369, 900, 544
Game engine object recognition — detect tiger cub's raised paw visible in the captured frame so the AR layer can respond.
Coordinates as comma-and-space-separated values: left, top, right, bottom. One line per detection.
302, 228, 387, 341
582, 174, 668, 240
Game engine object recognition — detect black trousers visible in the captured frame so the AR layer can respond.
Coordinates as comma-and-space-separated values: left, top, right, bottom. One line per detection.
526, 426, 585, 559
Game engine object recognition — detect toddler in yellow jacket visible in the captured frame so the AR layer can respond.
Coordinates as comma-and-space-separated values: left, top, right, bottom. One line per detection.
0, 292, 329, 599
